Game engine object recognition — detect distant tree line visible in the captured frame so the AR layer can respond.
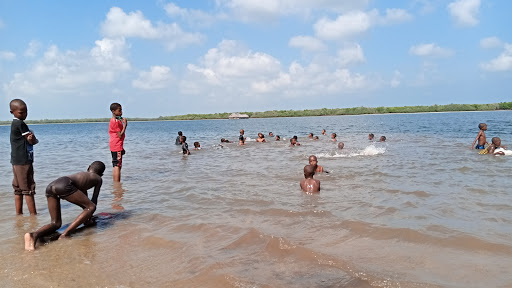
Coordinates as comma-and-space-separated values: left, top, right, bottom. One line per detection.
1, 102, 510, 125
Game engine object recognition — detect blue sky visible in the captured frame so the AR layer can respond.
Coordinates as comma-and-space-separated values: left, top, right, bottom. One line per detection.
0, 0, 511, 119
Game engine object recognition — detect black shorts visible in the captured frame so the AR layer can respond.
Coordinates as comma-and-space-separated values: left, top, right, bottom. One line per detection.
111, 149, 125, 168
45, 177, 78, 199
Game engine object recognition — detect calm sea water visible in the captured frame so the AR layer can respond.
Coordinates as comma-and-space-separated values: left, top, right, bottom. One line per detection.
0, 111, 511, 288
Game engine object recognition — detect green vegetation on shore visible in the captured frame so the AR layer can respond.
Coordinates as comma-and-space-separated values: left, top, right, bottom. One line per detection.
2, 102, 511, 125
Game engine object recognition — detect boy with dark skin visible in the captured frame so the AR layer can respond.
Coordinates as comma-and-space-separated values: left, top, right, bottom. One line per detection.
257, 133, 266, 142
109, 103, 127, 182
380, 136, 386, 142
10, 99, 38, 215
487, 137, 508, 155
239, 129, 245, 145
331, 133, 337, 142
24, 161, 105, 250
181, 136, 190, 155
471, 123, 487, 149
300, 165, 320, 193
290, 138, 298, 147
368, 133, 374, 141
309, 155, 324, 173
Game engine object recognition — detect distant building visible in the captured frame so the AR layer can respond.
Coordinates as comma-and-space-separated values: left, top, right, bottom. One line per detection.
228, 113, 249, 119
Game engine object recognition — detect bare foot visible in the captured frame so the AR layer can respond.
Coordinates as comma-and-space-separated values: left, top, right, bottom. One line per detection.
24, 233, 35, 251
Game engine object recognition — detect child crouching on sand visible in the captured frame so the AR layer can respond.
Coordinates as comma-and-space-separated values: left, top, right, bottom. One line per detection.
24, 161, 105, 250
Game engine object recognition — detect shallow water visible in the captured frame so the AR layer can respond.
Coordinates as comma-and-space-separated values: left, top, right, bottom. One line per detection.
1, 111, 511, 287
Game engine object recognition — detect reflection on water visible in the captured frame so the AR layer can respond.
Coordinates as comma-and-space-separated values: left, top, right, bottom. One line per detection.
0, 111, 511, 287
112, 182, 125, 211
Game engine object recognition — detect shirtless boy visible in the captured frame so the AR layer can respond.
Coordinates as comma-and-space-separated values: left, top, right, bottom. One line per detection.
300, 165, 320, 193
24, 161, 105, 250
486, 137, 508, 155
257, 133, 266, 142
472, 123, 487, 149
309, 155, 324, 173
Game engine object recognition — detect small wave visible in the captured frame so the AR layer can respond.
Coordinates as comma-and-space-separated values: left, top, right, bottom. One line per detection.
316, 145, 386, 158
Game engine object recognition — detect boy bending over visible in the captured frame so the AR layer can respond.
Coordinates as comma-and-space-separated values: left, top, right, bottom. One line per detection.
24, 161, 105, 250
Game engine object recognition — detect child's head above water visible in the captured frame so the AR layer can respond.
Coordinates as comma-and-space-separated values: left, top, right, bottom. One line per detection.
304, 165, 315, 178
308, 155, 318, 167
368, 133, 374, 140
380, 136, 386, 142
492, 137, 501, 147
194, 141, 200, 148
178, 131, 183, 136
331, 133, 336, 139
275, 135, 280, 141
313, 136, 319, 140
308, 133, 313, 138
338, 142, 344, 149
479, 123, 487, 130
269, 132, 274, 137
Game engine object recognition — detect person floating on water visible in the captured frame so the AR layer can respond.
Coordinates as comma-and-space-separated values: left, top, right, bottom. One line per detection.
380, 136, 386, 142
193, 142, 201, 150
471, 123, 487, 149
109, 103, 127, 182
300, 165, 320, 193
275, 135, 280, 141
10, 99, 38, 215
485, 137, 509, 155
221, 138, 231, 143
309, 155, 324, 173
24, 161, 105, 251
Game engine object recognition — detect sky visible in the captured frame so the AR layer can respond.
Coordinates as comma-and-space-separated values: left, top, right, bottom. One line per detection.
0, 0, 511, 119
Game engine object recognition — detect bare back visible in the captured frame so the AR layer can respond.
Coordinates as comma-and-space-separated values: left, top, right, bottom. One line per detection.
67, 172, 102, 192
300, 178, 320, 193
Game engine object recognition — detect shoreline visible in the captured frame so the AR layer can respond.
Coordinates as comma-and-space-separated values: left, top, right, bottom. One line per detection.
1, 102, 510, 125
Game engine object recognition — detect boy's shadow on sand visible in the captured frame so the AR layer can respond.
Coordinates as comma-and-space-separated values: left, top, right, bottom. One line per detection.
42, 210, 132, 242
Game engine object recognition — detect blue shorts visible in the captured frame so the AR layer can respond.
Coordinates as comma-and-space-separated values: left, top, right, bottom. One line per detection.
475, 144, 485, 149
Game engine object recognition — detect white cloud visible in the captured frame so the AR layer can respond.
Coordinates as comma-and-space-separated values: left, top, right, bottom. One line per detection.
481, 44, 512, 72
101, 7, 204, 51
379, 9, 413, 25
3, 37, 130, 97
24, 40, 42, 57
0, 50, 16, 61
480, 37, 503, 49
313, 8, 411, 40
132, 66, 174, 90
164, 3, 219, 27
314, 11, 372, 40
182, 39, 368, 108
218, 0, 369, 22
409, 43, 453, 57
336, 43, 365, 66
447, 0, 480, 27
289, 36, 327, 52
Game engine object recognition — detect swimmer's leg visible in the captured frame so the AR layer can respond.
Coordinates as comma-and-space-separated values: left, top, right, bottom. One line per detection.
59, 190, 96, 239
25, 196, 62, 250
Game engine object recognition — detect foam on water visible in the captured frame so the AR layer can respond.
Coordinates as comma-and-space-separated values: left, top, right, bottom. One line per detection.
316, 144, 386, 158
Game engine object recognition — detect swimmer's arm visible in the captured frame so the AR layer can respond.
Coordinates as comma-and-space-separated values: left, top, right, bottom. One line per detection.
471, 131, 482, 149
90, 178, 102, 205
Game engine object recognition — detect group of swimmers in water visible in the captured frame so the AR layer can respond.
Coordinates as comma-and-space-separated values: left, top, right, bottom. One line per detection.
175, 129, 388, 194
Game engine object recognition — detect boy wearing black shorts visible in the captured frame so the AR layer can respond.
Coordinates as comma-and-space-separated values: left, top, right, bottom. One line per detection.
24, 161, 105, 250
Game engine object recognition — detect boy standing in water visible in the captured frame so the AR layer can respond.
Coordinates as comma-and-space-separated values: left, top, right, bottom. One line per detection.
109, 103, 127, 182
300, 165, 320, 193
176, 131, 183, 145
239, 129, 245, 145
181, 136, 190, 155
309, 155, 324, 173
10, 99, 38, 215
24, 161, 105, 250
471, 123, 487, 149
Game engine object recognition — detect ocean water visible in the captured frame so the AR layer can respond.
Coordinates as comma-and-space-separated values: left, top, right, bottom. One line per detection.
0, 111, 511, 288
